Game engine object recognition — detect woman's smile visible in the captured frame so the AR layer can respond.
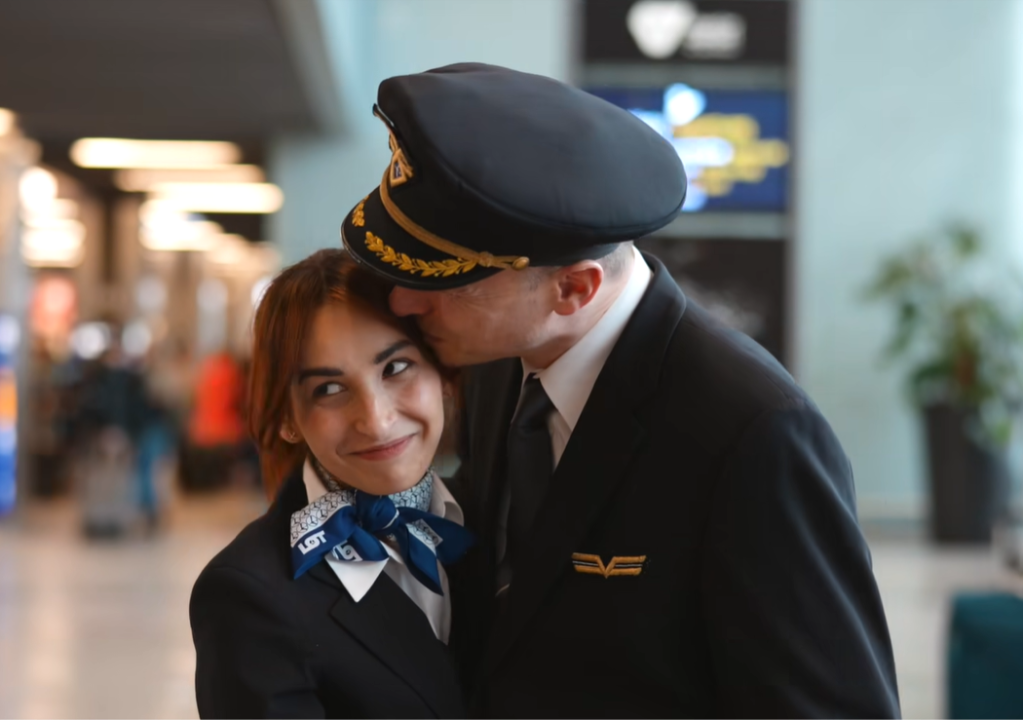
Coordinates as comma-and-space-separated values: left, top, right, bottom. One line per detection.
348, 433, 416, 462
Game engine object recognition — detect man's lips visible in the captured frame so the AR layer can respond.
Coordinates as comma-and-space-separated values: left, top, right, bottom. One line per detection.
350, 434, 415, 461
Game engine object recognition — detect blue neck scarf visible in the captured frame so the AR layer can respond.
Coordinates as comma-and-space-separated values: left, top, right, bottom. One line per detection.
290, 459, 474, 595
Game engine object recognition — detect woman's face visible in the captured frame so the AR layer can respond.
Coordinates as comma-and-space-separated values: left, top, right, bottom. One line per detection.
287, 300, 445, 496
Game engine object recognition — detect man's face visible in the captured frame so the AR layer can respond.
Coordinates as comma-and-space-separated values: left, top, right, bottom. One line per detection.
389, 269, 554, 367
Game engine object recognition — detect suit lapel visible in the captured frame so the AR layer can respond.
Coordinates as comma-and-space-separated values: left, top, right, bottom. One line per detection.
464, 359, 523, 542
482, 253, 688, 676
276, 471, 460, 718
307, 562, 461, 717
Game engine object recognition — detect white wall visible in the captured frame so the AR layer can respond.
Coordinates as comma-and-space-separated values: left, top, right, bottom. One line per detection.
794, 0, 1023, 516
268, 0, 575, 264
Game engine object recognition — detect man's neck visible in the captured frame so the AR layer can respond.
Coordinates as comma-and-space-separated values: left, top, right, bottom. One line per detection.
521, 265, 634, 371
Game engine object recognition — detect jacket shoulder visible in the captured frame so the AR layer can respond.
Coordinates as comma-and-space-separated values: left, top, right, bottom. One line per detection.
663, 301, 815, 454
192, 506, 291, 602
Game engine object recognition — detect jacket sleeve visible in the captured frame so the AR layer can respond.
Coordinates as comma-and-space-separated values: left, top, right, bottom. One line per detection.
190, 565, 325, 719
700, 402, 901, 718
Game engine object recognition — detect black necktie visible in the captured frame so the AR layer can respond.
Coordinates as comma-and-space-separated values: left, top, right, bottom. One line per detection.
505, 374, 555, 575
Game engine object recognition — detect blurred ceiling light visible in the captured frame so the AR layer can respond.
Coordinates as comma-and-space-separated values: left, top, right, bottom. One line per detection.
70, 323, 111, 360
121, 321, 153, 358
19, 167, 58, 214
70, 138, 242, 169
138, 198, 186, 227
209, 235, 250, 265
0, 108, 15, 136
149, 182, 283, 213
33, 198, 79, 220
135, 275, 167, 313
115, 165, 264, 192
140, 219, 223, 252
21, 218, 86, 267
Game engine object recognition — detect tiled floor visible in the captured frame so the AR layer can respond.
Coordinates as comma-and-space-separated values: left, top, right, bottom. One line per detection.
0, 495, 1019, 718
0, 491, 267, 720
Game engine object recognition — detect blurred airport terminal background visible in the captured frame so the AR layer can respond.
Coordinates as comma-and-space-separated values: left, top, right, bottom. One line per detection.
2, 0, 1023, 717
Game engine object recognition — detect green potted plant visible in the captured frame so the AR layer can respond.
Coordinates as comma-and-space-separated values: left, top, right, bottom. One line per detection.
864, 224, 1023, 543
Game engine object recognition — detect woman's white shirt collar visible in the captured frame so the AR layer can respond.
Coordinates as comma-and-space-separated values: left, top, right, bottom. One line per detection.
300, 459, 463, 604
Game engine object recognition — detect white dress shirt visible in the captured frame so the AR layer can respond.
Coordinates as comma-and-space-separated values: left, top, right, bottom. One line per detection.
302, 460, 464, 643
496, 246, 652, 565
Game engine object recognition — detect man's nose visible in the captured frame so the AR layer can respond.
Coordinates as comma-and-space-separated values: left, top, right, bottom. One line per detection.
389, 286, 430, 317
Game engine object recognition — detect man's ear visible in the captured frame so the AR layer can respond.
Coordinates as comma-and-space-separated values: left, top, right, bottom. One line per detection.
552, 261, 604, 316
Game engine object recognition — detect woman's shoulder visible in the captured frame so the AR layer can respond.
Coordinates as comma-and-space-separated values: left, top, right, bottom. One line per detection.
191, 503, 292, 605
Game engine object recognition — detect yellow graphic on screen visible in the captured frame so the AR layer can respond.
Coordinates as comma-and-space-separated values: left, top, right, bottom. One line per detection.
674, 113, 789, 197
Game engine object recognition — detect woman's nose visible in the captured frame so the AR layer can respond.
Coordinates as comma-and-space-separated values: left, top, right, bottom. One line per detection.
352, 387, 395, 438
389, 286, 430, 317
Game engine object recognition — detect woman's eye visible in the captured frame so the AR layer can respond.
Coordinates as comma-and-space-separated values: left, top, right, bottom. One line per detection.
314, 382, 344, 397
384, 359, 411, 378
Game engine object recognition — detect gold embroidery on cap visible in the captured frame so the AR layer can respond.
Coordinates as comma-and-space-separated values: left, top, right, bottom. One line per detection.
352, 197, 367, 227
387, 130, 414, 188
365, 232, 478, 278
377, 170, 530, 272
369, 108, 529, 273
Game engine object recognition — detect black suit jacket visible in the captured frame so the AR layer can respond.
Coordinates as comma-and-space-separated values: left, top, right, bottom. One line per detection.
449, 253, 901, 718
189, 472, 466, 719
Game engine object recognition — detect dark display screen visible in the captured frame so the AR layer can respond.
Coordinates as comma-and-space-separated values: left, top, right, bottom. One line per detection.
637, 238, 787, 364
587, 85, 789, 212
583, 0, 790, 65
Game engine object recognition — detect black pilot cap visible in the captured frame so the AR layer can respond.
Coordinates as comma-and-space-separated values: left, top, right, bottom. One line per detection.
340, 62, 687, 290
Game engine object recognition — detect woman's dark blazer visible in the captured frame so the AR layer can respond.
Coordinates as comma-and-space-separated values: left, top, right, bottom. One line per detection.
189, 471, 466, 719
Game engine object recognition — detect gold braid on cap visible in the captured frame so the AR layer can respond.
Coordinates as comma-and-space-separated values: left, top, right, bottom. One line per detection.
359, 108, 530, 276
377, 169, 530, 272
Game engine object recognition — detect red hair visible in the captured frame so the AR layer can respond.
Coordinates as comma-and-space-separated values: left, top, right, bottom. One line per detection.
248, 249, 444, 497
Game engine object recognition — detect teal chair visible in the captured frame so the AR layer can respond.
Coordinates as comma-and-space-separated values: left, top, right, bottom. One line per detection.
949, 592, 1023, 719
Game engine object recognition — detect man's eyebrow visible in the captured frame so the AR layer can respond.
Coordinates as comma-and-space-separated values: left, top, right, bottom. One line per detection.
374, 340, 413, 364
295, 366, 343, 383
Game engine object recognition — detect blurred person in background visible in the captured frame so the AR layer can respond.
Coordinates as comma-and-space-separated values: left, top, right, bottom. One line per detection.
234, 353, 263, 490
342, 64, 901, 718
68, 323, 159, 538
25, 336, 65, 497
146, 336, 195, 440
189, 249, 472, 719
141, 337, 195, 524
183, 348, 245, 491
128, 336, 188, 533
